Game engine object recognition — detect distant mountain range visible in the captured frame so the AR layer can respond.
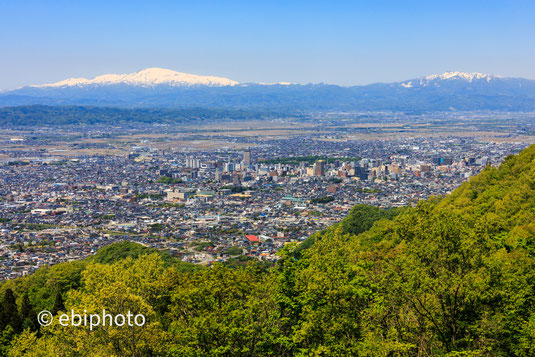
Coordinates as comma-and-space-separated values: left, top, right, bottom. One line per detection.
1, 68, 535, 111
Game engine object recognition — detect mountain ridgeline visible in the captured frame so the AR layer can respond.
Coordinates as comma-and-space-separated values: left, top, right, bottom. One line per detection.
2, 69, 535, 111
2, 146, 535, 355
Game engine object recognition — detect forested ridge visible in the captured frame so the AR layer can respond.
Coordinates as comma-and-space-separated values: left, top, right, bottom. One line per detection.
2, 146, 535, 355
0, 105, 283, 126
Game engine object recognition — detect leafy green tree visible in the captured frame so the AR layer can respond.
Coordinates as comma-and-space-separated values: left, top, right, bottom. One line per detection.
51, 292, 65, 315
225, 246, 243, 256
19, 293, 37, 332
167, 264, 284, 356
0, 325, 16, 356
0, 289, 22, 333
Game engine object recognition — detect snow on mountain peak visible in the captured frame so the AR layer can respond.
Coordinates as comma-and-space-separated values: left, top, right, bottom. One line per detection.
423, 71, 500, 82
32, 68, 239, 88
400, 71, 502, 88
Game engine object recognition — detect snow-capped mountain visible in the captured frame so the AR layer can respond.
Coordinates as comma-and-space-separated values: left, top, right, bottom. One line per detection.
424, 71, 500, 81
32, 68, 239, 88
400, 71, 502, 88
2, 70, 535, 111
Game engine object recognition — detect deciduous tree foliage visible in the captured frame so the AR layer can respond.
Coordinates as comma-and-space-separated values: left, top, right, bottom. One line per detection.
4, 146, 535, 355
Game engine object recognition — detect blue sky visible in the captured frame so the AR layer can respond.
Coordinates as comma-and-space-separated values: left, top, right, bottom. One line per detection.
1, 0, 534, 90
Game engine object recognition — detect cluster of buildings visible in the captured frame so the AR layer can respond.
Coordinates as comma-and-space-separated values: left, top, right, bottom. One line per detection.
0, 129, 528, 279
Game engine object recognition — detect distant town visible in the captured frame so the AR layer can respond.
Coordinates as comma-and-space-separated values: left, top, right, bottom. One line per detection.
0, 115, 531, 279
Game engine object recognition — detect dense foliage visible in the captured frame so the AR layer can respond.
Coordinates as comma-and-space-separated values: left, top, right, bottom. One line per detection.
87, 241, 197, 270
296, 204, 404, 253
309, 196, 335, 204
156, 176, 183, 184
3, 146, 535, 355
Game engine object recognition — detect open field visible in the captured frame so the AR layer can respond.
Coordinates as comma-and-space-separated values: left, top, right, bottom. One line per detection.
1, 115, 535, 158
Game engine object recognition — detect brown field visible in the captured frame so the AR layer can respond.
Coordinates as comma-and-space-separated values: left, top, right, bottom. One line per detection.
1, 119, 534, 157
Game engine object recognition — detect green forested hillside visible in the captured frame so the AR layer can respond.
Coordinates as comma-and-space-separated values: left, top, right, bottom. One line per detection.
3, 146, 535, 356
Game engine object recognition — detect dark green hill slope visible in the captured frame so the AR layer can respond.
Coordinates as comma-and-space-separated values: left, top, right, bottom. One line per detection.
296, 204, 405, 253
439, 148, 535, 254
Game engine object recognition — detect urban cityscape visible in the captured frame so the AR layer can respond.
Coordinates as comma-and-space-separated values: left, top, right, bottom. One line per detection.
0, 115, 530, 279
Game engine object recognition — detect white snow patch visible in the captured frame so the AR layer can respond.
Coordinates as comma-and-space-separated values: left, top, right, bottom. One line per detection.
421, 71, 501, 83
